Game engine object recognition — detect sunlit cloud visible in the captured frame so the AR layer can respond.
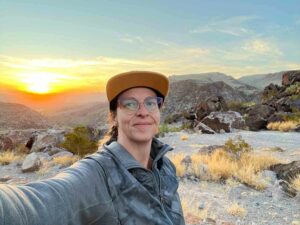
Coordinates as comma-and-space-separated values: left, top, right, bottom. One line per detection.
242, 39, 282, 55
191, 15, 259, 36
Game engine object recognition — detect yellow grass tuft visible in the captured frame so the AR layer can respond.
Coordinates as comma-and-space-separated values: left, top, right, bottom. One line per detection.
207, 149, 237, 181
267, 121, 299, 132
53, 155, 80, 167
291, 174, 300, 192
169, 149, 280, 190
227, 202, 247, 217
168, 153, 186, 177
180, 135, 188, 141
0, 151, 25, 165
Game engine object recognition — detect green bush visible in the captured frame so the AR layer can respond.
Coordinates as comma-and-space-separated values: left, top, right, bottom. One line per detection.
61, 126, 98, 157
227, 101, 255, 114
285, 82, 300, 95
282, 111, 300, 122
224, 135, 252, 158
159, 124, 182, 133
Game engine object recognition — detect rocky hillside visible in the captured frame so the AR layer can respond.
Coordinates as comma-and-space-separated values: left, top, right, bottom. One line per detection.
238, 71, 285, 90
47, 102, 109, 128
0, 102, 51, 130
170, 72, 259, 95
163, 80, 251, 116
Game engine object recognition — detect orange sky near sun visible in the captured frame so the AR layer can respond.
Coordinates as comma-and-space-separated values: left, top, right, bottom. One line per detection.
0, 70, 108, 111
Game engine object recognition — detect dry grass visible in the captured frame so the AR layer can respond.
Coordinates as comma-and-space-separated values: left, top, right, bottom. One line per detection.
267, 121, 299, 132
227, 202, 247, 217
0, 151, 25, 165
35, 160, 51, 177
168, 153, 186, 177
52, 155, 80, 167
170, 149, 280, 190
291, 174, 300, 192
180, 135, 189, 141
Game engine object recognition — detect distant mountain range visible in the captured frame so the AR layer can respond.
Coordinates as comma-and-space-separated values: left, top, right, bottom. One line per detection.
238, 71, 284, 90
47, 102, 109, 128
0, 70, 295, 129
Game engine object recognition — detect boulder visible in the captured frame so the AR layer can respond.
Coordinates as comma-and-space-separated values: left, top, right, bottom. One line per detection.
282, 70, 300, 86
246, 104, 275, 131
194, 122, 215, 134
294, 124, 300, 132
52, 151, 74, 158
270, 160, 300, 182
195, 95, 228, 121
201, 117, 229, 133
30, 132, 64, 152
21, 152, 42, 172
201, 111, 245, 133
0, 136, 14, 151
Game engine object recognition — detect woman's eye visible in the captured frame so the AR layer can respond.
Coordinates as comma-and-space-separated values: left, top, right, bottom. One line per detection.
124, 101, 138, 109
146, 100, 157, 107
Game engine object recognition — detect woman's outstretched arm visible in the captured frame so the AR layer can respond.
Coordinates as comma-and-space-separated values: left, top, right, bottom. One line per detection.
0, 156, 118, 225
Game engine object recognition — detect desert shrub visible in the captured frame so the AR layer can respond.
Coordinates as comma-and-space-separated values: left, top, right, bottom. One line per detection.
224, 135, 252, 158
168, 153, 186, 177
285, 82, 300, 95
0, 151, 24, 165
170, 149, 280, 190
227, 203, 247, 217
227, 101, 255, 114
159, 124, 182, 133
261, 89, 278, 102
60, 126, 98, 157
267, 121, 299, 132
53, 155, 80, 167
282, 111, 300, 122
291, 175, 300, 192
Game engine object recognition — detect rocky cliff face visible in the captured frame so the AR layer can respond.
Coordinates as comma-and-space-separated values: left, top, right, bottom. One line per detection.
0, 102, 51, 130
162, 80, 250, 117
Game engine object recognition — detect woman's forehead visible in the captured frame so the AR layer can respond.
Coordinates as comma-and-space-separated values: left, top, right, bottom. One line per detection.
118, 87, 157, 99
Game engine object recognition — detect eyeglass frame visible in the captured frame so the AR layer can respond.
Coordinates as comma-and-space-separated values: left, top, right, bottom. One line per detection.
117, 96, 163, 114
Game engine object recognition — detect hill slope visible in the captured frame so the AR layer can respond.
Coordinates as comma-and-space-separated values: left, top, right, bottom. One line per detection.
0, 102, 51, 130
47, 102, 109, 128
238, 71, 285, 90
170, 72, 259, 95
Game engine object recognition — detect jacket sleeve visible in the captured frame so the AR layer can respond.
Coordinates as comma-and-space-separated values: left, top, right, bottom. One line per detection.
0, 157, 118, 225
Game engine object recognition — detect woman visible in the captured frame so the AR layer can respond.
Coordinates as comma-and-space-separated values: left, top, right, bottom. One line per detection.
0, 71, 185, 225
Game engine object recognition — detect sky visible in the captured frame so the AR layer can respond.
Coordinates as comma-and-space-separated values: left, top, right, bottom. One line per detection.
0, 0, 300, 106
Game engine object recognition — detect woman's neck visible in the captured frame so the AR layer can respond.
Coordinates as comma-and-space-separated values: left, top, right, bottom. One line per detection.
117, 136, 152, 169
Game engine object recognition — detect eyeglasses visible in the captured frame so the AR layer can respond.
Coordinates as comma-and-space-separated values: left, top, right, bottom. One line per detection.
118, 96, 163, 113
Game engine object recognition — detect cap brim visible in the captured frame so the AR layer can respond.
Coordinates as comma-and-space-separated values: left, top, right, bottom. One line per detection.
106, 71, 169, 102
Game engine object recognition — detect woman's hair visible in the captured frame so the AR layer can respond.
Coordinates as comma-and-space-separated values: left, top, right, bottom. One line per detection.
98, 99, 118, 146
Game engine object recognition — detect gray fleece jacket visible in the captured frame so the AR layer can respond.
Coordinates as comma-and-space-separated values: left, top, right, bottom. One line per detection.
0, 138, 185, 225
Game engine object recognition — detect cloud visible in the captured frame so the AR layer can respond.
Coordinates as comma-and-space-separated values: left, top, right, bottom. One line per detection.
191, 15, 259, 37
242, 39, 282, 55
120, 35, 144, 44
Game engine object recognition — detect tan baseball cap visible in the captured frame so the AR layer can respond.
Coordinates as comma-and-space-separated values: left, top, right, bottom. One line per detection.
106, 71, 169, 104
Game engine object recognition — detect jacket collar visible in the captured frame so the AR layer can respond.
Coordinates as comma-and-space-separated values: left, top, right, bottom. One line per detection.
103, 138, 173, 170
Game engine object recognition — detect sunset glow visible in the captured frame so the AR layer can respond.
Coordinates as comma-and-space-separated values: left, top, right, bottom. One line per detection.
16, 72, 69, 94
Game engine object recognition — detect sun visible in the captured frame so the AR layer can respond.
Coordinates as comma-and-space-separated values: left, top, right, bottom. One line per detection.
18, 72, 65, 94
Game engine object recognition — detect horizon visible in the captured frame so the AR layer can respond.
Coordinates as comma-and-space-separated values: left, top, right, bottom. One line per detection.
1, 0, 300, 109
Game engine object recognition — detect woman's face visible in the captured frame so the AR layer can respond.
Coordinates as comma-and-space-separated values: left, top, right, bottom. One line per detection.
115, 87, 161, 144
